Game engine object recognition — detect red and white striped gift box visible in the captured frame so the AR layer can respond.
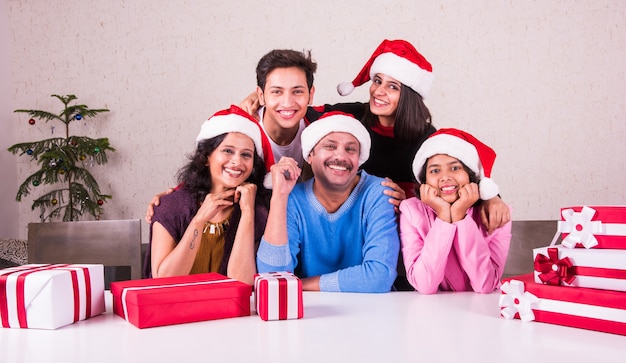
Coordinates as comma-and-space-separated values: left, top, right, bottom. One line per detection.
254, 271, 303, 321
533, 245, 626, 292
0, 264, 105, 329
499, 274, 626, 336
559, 206, 626, 249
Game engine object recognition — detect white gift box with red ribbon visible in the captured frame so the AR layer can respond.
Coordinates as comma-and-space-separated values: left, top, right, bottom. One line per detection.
0, 264, 105, 330
559, 206, 626, 249
254, 271, 303, 321
499, 274, 626, 336
533, 245, 626, 292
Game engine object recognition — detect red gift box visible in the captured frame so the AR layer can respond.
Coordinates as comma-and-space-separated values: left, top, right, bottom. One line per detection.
559, 206, 626, 249
254, 272, 303, 321
499, 274, 626, 336
110, 272, 251, 328
0, 264, 105, 330
533, 245, 626, 292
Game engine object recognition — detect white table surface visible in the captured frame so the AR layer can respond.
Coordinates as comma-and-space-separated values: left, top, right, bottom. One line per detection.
1, 290, 623, 363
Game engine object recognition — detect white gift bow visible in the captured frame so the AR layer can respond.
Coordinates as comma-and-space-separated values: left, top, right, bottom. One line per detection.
558, 206, 602, 248
499, 280, 539, 322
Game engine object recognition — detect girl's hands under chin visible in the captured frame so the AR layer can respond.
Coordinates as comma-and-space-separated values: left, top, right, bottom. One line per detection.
451, 183, 479, 222
419, 184, 451, 222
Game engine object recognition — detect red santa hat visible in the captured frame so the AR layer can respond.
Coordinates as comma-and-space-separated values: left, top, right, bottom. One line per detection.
411, 128, 499, 200
301, 111, 371, 166
196, 105, 275, 187
337, 39, 434, 99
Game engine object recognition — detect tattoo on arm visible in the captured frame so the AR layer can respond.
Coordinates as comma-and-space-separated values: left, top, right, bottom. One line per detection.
189, 229, 198, 249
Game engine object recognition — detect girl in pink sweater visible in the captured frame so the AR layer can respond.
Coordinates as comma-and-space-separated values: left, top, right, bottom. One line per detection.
399, 128, 511, 294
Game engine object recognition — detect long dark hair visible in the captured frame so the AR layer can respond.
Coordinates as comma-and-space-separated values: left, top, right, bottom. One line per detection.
362, 83, 432, 144
176, 134, 270, 205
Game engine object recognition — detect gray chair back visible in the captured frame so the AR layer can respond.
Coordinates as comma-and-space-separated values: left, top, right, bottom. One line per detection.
27, 219, 142, 288
503, 220, 559, 279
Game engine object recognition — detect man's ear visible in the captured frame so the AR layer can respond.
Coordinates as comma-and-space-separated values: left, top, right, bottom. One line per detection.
256, 86, 265, 106
308, 85, 316, 105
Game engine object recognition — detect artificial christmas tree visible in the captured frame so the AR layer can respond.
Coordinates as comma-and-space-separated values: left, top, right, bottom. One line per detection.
7, 94, 115, 222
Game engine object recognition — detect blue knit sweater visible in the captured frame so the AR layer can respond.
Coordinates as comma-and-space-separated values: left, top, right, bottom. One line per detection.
257, 171, 399, 292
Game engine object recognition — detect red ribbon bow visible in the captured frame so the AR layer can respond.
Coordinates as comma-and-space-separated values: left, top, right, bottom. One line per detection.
533, 248, 576, 285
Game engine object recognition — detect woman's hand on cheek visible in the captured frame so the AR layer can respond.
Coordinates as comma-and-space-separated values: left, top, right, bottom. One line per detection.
235, 182, 257, 214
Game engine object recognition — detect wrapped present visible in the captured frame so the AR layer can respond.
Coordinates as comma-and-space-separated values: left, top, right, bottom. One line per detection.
533, 245, 626, 292
499, 274, 626, 336
0, 264, 105, 330
110, 272, 251, 328
254, 271, 303, 321
559, 206, 626, 249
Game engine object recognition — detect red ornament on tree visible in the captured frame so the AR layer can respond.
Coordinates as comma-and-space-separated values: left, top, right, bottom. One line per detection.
28, 118, 36, 125
97, 199, 104, 206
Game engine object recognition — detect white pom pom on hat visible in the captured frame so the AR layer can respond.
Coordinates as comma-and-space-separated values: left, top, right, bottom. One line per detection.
300, 111, 371, 167
411, 128, 500, 200
336, 82, 355, 97
337, 39, 434, 99
196, 105, 276, 188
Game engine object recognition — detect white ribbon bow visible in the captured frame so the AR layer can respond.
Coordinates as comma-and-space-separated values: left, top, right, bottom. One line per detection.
558, 206, 602, 249
499, 280, 539, 322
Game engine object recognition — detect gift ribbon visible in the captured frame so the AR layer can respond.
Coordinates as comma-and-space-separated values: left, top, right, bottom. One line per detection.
559, 206, 626, 249
1, 265, 55, 327
568, 266, 626, 280
534, 248, 626, 286
559, 206, 602, 248
120, 278, 236, 322
533, 248, 575, 285
502, 280, 626, 328
0, 264, 93, 328
499, 280, 539, 322
56, 266, 92, 321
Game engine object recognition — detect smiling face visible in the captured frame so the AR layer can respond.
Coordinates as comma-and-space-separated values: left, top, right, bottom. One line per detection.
424, 154, 471, 204
207, 132, 256, 192
257, 67, 315, 144
307, 132, 361, 192
368, 73, 401, 127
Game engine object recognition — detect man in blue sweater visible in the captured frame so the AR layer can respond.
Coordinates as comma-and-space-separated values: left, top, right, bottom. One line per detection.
257, 112, 399, 292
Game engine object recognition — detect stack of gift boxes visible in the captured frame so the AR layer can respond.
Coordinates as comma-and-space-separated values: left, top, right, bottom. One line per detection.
1, 265, 303, 329
500, 206, 626, 335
